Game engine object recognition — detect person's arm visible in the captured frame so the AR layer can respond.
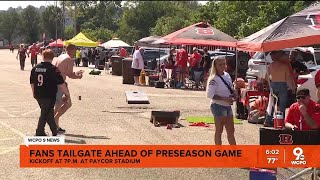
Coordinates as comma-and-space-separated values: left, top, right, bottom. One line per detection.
285, 107, 298, 130
30, 84, 35, 98
58, 83, 70, 100
16, 50, 20, 59
206, 79, 234, 104
66, 59, 82, 79
299, 104, 318, 129
29, 69, 35, 98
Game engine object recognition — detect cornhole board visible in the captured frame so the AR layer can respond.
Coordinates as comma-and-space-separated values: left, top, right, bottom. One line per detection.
125, 91, 150, 104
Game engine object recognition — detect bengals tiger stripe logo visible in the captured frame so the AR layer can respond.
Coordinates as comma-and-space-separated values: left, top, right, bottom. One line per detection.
306, 14, 320, 30
195, 28, 214, 35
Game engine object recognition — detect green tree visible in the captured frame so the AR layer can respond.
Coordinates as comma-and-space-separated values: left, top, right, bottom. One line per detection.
19, 5, 41, 43
64, 25, 75, 40
151, 16, 189, 36
41, 5, 63, 39
0, 8, 20, 44
117, 1, 199, 43
82, 28, 114, 42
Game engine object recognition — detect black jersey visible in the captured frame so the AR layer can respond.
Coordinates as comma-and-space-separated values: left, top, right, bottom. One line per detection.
30, 62, 65, 99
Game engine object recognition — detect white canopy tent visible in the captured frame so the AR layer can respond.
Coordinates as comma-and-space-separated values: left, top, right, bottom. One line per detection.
101, 38, 130, 48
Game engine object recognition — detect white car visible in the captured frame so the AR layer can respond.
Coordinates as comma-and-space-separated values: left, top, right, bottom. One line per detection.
297, 66, 320, 102
246, 47, 320, 80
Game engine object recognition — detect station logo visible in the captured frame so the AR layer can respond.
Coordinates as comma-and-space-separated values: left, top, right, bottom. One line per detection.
291, 147, 306, 165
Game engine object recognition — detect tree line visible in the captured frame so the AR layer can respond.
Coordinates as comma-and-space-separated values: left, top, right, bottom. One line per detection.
0, 1, 316, 45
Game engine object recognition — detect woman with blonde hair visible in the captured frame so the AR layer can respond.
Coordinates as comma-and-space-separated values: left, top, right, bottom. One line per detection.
206, 56, 238, 145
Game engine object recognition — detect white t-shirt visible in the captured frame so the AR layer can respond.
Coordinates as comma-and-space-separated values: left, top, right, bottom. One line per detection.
131, 50, 144, 69
206, 72, 233, 106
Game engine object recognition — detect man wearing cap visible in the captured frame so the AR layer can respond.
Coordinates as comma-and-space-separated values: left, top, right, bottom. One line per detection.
132, 47, 144, 86
175, 45, 188, 87
285, 88, 320, 130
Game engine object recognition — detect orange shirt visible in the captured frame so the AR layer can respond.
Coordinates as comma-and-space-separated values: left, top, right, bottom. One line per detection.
29, 46, 38, 58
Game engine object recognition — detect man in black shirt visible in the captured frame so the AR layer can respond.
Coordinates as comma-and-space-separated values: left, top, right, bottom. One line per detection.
201, 47, 212, 73
30, 49, 70, 136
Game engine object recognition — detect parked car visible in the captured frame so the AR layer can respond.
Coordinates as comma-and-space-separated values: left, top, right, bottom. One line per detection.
246, 47, 320, 80
143, 49, 169, 70
297, 65, 320, 102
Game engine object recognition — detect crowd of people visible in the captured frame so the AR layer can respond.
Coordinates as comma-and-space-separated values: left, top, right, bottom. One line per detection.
12, 39, 320, 142
206, 49, 320, 145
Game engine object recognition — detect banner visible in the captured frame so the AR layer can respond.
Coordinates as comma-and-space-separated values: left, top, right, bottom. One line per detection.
20, 145, 320, 168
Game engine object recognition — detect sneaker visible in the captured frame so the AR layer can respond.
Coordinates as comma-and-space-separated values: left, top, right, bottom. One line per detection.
35, 132, 48, 136
57, 127, 66, 133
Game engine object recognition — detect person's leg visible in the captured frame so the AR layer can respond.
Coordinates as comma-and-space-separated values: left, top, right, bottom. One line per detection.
35, 56, 37, 65
35, 98, 50, 136
224, 106, 236, 145
19, 58, 23, 70
47, 99, 58, 136
278, 82, 288, 118
211, 103, 225, 145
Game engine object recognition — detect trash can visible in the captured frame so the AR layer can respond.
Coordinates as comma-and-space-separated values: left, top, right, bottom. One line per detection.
122, 58, 134, 84
111, 55, 123, 76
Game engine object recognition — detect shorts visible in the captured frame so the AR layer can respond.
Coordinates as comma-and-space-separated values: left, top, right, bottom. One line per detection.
31, 57, 37, 64
176, 66, 187, 73
210, 103, 233, 118
55, 83, 68, 105
132, 68, 142, 76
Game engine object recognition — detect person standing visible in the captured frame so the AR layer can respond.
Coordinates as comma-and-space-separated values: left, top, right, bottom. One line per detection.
28, 43, 39, 67
264, 51, 295, 127
16, 44, 29, 70
30, 49, 70, 136
131, 47, 144, 86
206, 56, 238, 145
189, 47, 203, 79
175, 45, 188, 88
75, 48, 81, 67
53, 44, 83, 133
119, 46, 128, 58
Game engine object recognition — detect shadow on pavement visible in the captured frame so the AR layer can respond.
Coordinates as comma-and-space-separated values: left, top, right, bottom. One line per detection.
65, 139, 86, 144
64, 134, 110, 140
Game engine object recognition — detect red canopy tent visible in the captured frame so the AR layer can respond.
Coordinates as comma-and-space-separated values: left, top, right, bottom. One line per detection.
237, 3, 320, 52
152, 22, 237, 47
49, 39, 64, 47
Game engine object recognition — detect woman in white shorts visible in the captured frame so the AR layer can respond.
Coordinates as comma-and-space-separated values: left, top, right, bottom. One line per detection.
206, 56, 238, 145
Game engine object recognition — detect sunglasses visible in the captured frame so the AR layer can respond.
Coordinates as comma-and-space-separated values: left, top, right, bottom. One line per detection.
296, 96, 306, 99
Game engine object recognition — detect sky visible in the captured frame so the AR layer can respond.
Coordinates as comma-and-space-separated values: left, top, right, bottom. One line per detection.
0, 1, 208, 11
0, 1, 55, 10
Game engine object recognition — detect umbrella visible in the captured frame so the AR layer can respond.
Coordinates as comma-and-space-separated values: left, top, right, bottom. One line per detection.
49, 39, 64, 47
136, 36, 169, 48
152, 22, 237, 47
64, 32, 99, 47
237, 3, 320, 52
102, 38, 130, 48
